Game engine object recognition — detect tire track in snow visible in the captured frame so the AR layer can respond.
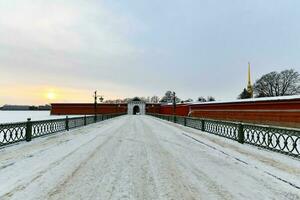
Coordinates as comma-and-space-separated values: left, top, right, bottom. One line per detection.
146, 116, 300, 199
140, 117, 204, 200
47, 125, 125, 199
133, 117, 163, 200
47, 116, 137, 200
0, 118, 126, 200
181, 133, 300, 190
159, 117, 300, 175
148, 116, 300, 190
0, 121, 108, 165
142, 118, 234, 200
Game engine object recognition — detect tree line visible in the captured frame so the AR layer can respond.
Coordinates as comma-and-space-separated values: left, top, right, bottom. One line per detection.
103, 91, 216, 104
239, 69, 300, 99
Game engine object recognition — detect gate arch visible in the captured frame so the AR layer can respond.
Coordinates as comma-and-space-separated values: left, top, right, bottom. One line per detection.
127, 97, 146, 115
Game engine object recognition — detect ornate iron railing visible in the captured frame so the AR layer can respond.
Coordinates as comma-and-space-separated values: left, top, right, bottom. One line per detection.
32, 119, 66, 138
0, 122, 27, 145
0, 113, 125, 147
149, 113, 300, 158
68, 117, 85, 129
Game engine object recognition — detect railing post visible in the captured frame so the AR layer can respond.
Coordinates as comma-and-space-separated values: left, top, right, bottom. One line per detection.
174, 115, 177, 123
184, 117, 187, 126
84, 115, 87, 126
238, 123, 245, 144
66, 116, 69, 131
201, 119, 205, 131
25, 118, 32, 142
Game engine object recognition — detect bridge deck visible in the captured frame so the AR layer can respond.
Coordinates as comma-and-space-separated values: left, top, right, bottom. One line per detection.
0, 115, 299, 200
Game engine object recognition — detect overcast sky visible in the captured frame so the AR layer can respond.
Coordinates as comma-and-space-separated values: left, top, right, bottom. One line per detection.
0, 0, 300, 105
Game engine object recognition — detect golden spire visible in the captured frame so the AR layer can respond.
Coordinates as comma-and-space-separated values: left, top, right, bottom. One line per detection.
248, 62, 251, 85
247, 62, 254, 97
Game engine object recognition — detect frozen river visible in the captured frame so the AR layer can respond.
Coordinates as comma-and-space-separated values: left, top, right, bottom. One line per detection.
0, 115, 299, 200
0, 111, 82, 124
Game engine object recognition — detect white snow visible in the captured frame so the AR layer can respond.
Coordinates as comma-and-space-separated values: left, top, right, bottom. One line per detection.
0, 111, 85, 124
0, 115, 299, 200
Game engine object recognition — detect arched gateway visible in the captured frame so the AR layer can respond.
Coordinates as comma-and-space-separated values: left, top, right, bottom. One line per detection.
127, 97, 146, 115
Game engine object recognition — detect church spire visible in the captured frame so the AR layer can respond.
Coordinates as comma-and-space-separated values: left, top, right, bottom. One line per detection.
247, 62, 254, 98
248, 62, 251, 85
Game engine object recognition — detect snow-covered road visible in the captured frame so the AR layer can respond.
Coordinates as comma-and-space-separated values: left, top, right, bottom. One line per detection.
0, 115, 299, 200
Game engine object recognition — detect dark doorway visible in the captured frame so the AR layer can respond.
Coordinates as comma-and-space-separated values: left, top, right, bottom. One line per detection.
133, 105, 140, 115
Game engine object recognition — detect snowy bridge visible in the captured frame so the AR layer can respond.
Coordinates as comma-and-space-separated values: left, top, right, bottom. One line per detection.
0, 115, 299, 200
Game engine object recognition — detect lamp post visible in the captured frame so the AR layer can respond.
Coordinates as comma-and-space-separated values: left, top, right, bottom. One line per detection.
93, 91, 104, 122
172, 92, 177, 122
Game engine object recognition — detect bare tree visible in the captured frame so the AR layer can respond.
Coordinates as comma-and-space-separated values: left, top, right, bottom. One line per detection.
254, 69, 300, 97
197, 96, 207, 102
160, 91, 172, 103
207, 96, 216, 102
160, 91, 181, 103
197, 96, 216, 102
150, 96, 160, 103
279, 69, 300, 95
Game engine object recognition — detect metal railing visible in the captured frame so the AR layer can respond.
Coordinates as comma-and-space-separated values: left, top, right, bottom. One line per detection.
148, 113, 300, 158
0, 113, 125, 147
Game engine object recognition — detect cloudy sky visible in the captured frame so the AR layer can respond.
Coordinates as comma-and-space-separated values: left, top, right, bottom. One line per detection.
0, 0, 300, 105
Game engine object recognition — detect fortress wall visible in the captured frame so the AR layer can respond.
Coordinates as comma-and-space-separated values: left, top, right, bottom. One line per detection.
50, 103, 127, 115
51, 97, 300, 128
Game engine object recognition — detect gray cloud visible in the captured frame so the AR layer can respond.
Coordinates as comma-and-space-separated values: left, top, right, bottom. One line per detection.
1, 0, 300, 104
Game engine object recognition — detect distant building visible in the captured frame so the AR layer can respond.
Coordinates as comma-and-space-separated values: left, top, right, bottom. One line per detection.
2, 105, 31, 110
1, 104, 51, 111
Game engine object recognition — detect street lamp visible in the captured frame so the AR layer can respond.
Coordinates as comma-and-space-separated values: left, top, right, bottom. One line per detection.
172, 92, 177, 122
99, 96, 104, 103
172, 92, 176, 115
93, 91, 103, 122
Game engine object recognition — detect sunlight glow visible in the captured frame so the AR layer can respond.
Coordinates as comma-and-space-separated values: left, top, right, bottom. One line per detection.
46, 92, 56, 100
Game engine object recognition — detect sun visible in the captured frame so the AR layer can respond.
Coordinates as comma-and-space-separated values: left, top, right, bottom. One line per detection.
47, 92, 56, 100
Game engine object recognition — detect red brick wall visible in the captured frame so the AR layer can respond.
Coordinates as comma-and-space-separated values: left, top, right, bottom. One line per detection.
146, 104, 161, 114
159, 104, 190, 116
190, 99, 300, 111
51, 98, 300, 128
189, 99, 300, 128
51, 103, 127, 115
